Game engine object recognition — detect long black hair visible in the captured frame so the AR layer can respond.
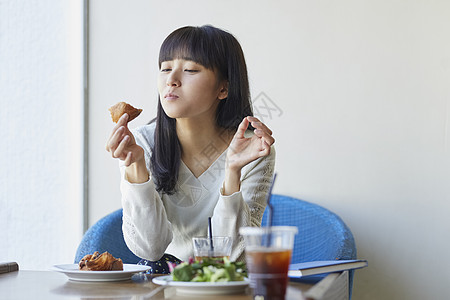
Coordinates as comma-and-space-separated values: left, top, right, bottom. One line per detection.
150, 25, 253, 194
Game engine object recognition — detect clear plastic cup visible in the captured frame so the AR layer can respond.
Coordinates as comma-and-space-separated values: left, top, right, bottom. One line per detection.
192, 236, 232, 261
240, 226, 298, 300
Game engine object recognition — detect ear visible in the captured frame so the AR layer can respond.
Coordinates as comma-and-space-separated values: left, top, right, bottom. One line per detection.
218, 81, 228, 100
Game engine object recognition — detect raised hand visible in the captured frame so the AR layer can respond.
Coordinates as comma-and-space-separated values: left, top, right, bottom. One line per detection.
105, 113, 145, 168
226, 116, 275, 172
222, 116, 275, 195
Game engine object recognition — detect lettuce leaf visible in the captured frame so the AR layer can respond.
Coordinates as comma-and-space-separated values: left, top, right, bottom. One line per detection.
171, 257, 247, 282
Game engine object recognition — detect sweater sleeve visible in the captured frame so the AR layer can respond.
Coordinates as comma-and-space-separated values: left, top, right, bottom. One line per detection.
211, 145, 276, 261
120, 126, 173, 261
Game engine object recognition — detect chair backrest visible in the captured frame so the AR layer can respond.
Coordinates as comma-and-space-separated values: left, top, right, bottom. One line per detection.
262, 194, 357, 299
261, 194, 357, 263
75, 196, 356, 297
75, 194, 356, 264
74, 209, 141, 264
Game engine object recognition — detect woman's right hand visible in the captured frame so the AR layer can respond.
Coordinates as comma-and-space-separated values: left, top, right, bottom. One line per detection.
106, 113, 149, 183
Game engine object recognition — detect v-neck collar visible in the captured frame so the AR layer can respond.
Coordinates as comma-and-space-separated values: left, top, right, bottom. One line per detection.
179, 147, 228, 191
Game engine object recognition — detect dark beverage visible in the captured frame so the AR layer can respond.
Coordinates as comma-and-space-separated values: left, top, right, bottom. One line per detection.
240, 226, 298, 300
246, 248, 292, 300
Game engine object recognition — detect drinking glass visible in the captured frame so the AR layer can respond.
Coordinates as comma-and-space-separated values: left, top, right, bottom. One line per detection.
192, 236, 232, 261
240, 226, 298, 300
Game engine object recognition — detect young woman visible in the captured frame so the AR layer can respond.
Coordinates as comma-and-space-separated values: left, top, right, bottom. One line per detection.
106, 25, 275, 273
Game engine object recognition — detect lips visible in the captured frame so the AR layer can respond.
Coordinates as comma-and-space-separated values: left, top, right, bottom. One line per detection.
164, 92, 179, 100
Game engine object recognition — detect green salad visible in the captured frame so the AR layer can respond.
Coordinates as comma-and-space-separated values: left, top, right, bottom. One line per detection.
171, 257, 247, 282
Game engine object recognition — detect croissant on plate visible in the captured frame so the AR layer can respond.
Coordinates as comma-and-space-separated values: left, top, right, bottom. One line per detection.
79, 251, 123, 271
109, 102, 142, 123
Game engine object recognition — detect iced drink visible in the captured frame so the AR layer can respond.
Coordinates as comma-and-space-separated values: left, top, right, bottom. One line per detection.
240, 226, 297, 300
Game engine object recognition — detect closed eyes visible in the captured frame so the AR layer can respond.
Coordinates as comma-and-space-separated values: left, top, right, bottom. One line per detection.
160, 68, 199, 73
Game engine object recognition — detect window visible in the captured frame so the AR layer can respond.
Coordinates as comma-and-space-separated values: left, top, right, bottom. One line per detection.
0, 0, 84, 269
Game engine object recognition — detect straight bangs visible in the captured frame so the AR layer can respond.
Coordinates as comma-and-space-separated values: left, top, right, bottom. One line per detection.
158, 26, 227, 78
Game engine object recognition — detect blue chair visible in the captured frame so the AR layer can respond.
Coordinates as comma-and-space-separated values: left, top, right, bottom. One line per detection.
262, 194, 357, 298
75, 194, 357, 297
74, 209, 141, 264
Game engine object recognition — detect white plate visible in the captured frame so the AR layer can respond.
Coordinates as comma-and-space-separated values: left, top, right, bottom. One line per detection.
51, 264, 151, 282
152, 275, 249, 295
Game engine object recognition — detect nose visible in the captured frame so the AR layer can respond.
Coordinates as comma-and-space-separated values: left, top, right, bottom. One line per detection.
166, 71, 181, 87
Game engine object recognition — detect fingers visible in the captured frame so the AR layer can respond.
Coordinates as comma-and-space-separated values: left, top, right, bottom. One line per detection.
106, 126, 125, 152
124, 151, 132, 167
247, 116, 273, 135
247, 116, 275, 147
234, 117, 250, 139
113, 135, 130, 158
260, 140, 271, 156
108, 113, 129, 141
254, 128, 275, 147
106, 113, 134, 162
118, 112, 129, 126
106, 114, 129, 149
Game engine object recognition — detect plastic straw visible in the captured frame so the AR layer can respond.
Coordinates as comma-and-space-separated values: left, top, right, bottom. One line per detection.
208, 217, 214, 254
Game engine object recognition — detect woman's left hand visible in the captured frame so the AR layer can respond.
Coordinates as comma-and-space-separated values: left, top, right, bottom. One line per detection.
226, 116, 275, 172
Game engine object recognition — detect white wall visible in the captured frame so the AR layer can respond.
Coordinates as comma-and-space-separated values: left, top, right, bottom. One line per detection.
0, 1, 84, 269
89, 1, 450, 299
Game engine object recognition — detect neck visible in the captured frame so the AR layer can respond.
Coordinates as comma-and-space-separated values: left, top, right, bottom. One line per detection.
176, 118, 222, 154
176, 118, 233, 177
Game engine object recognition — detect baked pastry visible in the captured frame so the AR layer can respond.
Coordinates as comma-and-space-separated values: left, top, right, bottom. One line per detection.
79, 251, 123, 271
109, 102, 142, 123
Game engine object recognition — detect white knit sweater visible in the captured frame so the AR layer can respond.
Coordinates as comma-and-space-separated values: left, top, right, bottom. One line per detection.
120, 122, 275, 262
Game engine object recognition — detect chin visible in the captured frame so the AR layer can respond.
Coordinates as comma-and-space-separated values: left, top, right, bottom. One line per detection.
162, 108, 186, 119
161, 103, 183, 119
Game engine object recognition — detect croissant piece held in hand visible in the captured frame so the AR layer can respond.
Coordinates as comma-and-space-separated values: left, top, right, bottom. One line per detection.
109, 102, 142, 123
79, 251, 123, 271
